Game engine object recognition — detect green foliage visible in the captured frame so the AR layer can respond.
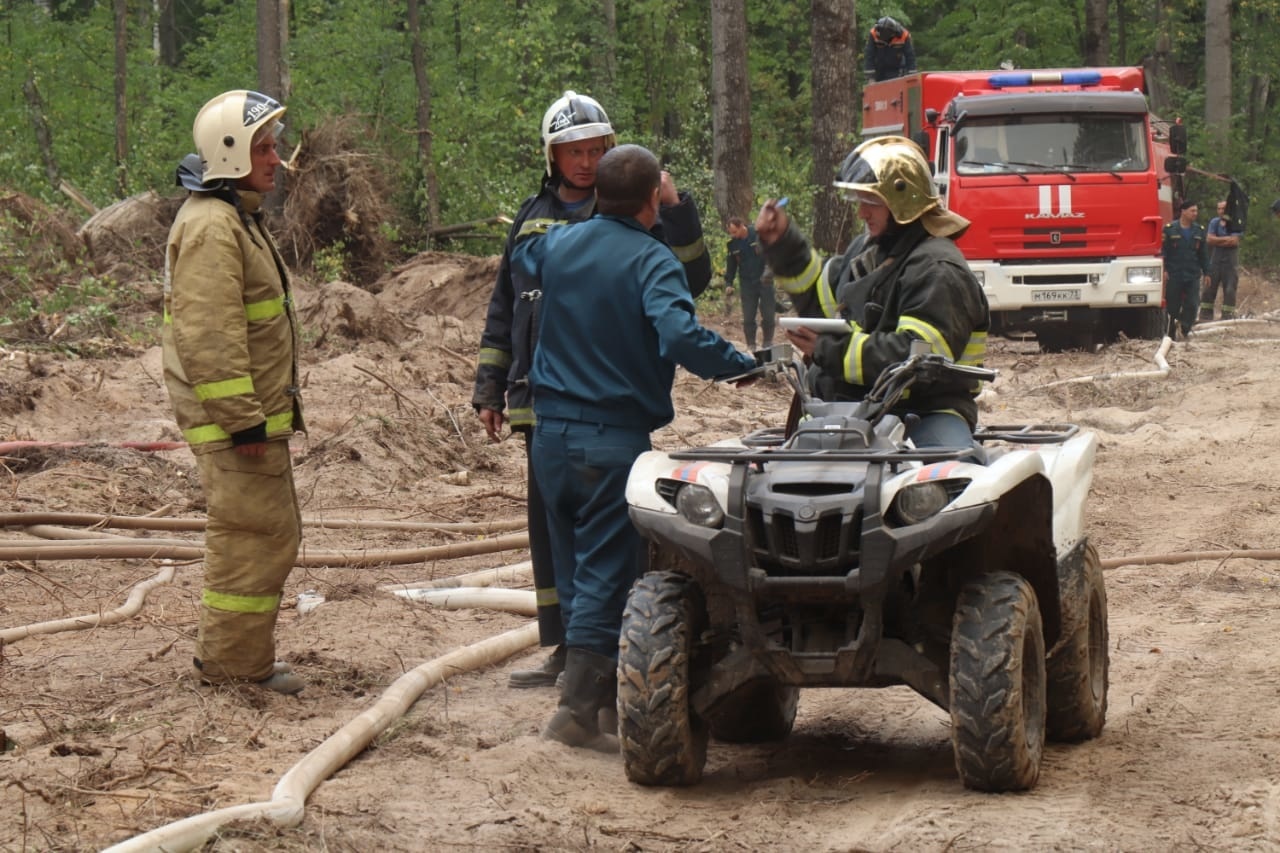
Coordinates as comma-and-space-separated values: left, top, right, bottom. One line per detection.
0, 0, 1277, 270
312, 242, 348, 283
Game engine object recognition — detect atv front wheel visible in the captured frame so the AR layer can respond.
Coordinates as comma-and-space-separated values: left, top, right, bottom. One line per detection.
1046, 541, 1109, 741
949, 571, 1047, 792
618, 571, 709, 786
708, 679, 798, 743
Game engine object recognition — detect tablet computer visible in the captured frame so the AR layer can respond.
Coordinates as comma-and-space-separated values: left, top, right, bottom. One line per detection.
778, 316, 853, 334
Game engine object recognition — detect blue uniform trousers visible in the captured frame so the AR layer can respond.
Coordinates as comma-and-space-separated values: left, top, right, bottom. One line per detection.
531, 416, 650, 659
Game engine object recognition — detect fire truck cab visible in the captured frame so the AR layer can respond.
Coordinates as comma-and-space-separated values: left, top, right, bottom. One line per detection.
863, 67, 1183, 351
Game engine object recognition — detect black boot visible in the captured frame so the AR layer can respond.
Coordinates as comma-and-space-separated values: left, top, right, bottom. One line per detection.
597, 667, 619, 735
543, 648, 619, 752
508, 644, 566, 689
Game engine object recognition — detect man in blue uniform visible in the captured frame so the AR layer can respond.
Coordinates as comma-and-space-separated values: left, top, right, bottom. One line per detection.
472, 92, 712, 689
516, 144, 757, 751
724, 216, 774, 350
1161, 200, 1210, 340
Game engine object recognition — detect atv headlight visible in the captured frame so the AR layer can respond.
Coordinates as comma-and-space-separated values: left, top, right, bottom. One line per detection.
891, 482, 951, 525
675, 483, 725, 528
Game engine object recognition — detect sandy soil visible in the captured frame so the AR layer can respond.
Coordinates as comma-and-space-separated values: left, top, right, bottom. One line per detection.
3, 254, 1280, 853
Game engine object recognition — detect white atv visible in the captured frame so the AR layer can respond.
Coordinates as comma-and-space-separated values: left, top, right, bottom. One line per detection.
620, 346, 1107, 791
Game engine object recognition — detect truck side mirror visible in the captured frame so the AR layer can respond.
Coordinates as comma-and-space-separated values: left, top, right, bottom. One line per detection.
1168, 123, 1187, 155
925, 108, 938, 126
1164, 155, 1187, 175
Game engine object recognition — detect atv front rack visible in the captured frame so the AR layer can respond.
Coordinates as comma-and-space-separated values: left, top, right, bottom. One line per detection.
973, 423, 1079, 444
667, 445, 971, 465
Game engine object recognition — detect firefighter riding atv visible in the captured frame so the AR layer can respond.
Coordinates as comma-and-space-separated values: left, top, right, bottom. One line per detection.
619, 345, 1108, 791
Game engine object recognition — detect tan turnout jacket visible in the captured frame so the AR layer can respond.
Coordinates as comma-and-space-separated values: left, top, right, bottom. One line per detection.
162, 190, 302, 452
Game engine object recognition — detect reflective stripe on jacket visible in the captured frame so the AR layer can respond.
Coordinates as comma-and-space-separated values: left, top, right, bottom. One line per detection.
162, 190, 301, 452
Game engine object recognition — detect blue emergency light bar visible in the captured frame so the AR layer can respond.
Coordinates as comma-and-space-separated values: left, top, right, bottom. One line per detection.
987, 70, 1103, 88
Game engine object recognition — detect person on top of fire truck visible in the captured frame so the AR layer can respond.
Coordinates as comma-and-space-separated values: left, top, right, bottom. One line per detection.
864, 16, 917, 82
755, 135, 989, 450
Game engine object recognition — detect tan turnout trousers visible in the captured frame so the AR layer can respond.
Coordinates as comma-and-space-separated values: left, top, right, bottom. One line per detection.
193, 440, 300, 682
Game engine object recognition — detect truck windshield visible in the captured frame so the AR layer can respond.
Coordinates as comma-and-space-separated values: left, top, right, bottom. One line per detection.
954, 114, 1148, 176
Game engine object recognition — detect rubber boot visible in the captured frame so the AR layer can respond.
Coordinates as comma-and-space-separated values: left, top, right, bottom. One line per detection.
542, 648, 619, 753
509, 644, 566, 689
257, 670, 305, 695
597, 669, 619, 736
193, 658, 303, 694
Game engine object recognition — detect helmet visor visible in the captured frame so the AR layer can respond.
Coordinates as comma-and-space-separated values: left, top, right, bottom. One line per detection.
833, 153, 880, 202
549, 124, 613, 145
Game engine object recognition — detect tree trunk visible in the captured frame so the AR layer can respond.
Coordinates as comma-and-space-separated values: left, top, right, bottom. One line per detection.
407, 0, 441, 232
597, 0, 617, 102
1115, 0, 1127, 64
256, 0, 289, 213
155, 0, 178, 66
1084, 0, 1109, 66
114, 0, 128, 198
1203, 0, 1231, 153
1245, 9, 1271, 164
810, 0, 856, 253
256, 0, 289, 102
1143, 3, 1172, 115
22, 77, 60, 189
711, 0, 752, 228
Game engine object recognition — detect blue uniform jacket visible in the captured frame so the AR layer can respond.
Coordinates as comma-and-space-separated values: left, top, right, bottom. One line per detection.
472, 180, 711, 430
516, 214, 755, 433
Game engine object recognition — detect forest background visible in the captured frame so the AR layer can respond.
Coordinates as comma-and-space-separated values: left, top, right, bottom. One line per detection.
2, 0, 1278, 306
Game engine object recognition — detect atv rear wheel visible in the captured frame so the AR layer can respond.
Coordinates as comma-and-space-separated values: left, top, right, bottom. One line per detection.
618, 571, 709, 786
708, 679, 798, 743
1046, 541, 1109, 741
949, 571, 1046, 792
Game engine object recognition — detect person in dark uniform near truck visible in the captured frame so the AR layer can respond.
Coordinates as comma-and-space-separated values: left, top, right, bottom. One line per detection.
724, 216, 775, 350
864, 16, 917, 82
1161, 199, 1210, 340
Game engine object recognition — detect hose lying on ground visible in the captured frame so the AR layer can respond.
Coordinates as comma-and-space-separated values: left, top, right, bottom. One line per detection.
0, 532, 530, 566
0, 511, 526, 535
101, 616, 540, 853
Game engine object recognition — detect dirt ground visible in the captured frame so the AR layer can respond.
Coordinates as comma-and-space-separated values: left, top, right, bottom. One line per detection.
4, 250, 1280, 853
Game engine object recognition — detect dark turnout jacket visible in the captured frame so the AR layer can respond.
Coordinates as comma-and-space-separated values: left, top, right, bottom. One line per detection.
765, 219, 989, 428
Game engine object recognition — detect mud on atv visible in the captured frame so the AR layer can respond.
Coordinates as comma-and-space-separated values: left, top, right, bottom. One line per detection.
620, 346, 1108, 791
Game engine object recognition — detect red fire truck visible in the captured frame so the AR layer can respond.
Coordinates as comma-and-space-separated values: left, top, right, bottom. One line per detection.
862, 67, 1186, 350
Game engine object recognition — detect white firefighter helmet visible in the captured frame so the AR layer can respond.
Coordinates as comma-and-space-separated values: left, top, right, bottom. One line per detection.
540, 90, 616, 177
193, 90, 286, 183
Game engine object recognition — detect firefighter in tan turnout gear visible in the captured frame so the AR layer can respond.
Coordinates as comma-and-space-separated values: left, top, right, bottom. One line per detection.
163, 89, 305, 695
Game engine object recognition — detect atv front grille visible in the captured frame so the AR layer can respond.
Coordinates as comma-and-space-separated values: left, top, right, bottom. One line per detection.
746, 504, 862, 576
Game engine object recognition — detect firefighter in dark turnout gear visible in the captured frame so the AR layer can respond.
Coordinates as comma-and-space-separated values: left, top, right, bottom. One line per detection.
472, 92, 712, 688
756, 136, 989, 449
865, 17, 917, 82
